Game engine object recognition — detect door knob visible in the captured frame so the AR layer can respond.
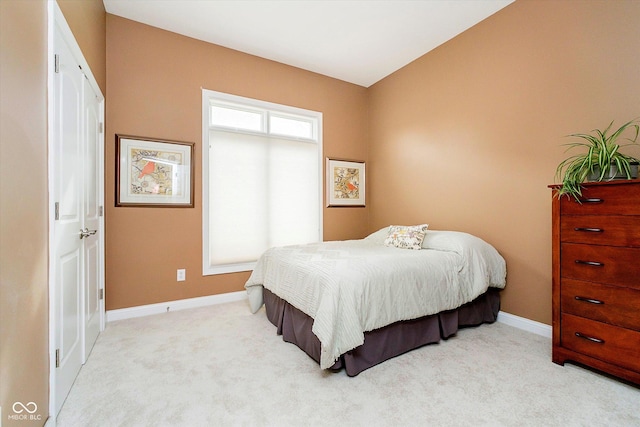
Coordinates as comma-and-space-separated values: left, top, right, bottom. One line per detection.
79, 228, 97, 239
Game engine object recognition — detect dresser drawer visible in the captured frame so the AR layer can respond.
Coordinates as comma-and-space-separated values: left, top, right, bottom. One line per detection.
561, 243, 640, 289
561, 313, 640, 373
561, 279, 640, 331
560, 182, 640, 215
561, 215, 640, 247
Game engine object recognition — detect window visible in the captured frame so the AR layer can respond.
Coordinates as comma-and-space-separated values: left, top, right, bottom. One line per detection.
202, 90, 323, 275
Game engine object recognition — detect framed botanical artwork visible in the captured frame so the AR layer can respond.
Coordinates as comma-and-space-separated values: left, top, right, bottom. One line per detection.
326, 158, 365, 207
116, 134, 195, 207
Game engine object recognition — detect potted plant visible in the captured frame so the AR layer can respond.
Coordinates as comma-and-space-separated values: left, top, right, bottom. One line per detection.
555, 119, 640, 200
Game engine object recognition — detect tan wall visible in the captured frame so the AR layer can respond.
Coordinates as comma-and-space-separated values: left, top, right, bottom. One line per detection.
57, 0, 106, 94
0, 1, 50, 425
105, 15, 369, 310
368, 0, 640, 324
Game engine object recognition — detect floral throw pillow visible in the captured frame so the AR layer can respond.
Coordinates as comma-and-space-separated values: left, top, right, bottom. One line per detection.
384, 224, 429, 250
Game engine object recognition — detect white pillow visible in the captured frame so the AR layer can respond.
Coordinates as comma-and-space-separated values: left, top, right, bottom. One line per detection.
364, 226, 391, 244
383, 224, 429, 250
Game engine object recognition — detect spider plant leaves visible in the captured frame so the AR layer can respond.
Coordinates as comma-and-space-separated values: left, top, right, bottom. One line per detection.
555, 119, 640, 201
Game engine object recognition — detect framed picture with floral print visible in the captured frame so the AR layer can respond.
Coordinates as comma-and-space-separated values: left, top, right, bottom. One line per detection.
116, 134, 195, 207
326, 158, 365, 207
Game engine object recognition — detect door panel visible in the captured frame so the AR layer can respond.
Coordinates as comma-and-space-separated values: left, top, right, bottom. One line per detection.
83, 77, 101, 360
60, 250, 81, 361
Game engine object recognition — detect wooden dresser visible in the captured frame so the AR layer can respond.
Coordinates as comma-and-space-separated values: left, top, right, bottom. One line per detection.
551, 180, 640, 385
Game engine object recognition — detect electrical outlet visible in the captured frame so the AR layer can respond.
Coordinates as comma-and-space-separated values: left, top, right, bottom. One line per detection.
177, 269, 186, 282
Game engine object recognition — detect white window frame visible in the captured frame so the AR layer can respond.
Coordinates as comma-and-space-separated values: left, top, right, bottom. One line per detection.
202, 89, 323, 275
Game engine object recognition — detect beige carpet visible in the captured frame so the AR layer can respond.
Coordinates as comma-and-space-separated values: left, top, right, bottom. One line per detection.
57, 300, 639, 426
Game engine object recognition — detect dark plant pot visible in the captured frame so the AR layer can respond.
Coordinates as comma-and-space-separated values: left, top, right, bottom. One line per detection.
588, 162, 639, 181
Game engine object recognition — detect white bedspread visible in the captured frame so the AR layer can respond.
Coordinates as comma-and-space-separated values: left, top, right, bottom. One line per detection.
245, 230, 506, 369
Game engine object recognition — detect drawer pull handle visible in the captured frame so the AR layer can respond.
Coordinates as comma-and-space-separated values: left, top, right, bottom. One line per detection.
575, 332, 605, 344
574, 227, 604, 233
574, 296, 604, 305
575, 260, 604, 267
577, 198, 604, 204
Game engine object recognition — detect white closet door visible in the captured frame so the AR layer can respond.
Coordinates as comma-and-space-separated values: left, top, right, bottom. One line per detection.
51, 9, 105, 414
53, 25, 84, 415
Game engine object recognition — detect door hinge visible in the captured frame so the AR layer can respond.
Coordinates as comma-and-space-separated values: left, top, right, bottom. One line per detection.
54, 54, 59, 73
54, 202, 60, 220
98, 122, 103, 134
99, 289, 104, 300
55, 349, 60, 368
99, 206, 104, 217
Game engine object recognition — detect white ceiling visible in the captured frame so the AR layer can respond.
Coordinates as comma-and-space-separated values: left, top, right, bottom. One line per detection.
103, 0, 514, 87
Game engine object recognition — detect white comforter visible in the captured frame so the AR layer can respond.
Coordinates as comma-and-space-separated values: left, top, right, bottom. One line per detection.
245, 229, 506, 369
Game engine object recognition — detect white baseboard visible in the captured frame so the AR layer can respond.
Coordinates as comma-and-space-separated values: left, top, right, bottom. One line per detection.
497, 310, 552, 338
106, 291, 248, 322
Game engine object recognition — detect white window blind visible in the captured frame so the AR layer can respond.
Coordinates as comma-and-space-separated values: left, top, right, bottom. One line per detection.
202, 90, 322, 275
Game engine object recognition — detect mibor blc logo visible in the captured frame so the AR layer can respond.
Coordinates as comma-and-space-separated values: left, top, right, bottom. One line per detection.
8, 401, 42, 421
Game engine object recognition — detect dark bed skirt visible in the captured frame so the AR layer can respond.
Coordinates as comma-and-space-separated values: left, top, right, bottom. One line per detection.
263, 287, 501, 376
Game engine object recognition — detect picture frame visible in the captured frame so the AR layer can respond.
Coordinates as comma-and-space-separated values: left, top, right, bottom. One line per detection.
326, 158, 365, 207
116, 134, 195, 207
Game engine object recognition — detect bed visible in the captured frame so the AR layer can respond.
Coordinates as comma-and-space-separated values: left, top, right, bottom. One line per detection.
245, 226, 507, 376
